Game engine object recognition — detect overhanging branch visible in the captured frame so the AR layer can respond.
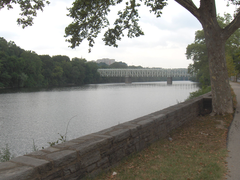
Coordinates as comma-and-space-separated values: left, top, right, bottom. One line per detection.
223, 12, 240, 41
174, 0, 200, 20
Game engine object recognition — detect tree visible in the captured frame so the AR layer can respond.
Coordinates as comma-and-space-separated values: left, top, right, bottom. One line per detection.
2, 0, 240, 114
187, 14, 240, 87
21, 50, 43, 87
186, 30, 210, 87
84, 61, 100, 84
109, 62, 128, 69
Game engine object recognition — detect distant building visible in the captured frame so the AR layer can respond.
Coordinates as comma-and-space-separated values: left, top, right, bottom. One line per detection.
96, 58, 115, 65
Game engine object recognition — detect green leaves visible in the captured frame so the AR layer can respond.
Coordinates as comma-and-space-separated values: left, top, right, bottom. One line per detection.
103, 0, 144, 47
65, 0, 167, 50
0, 0, 50, 28
143, 0, 167, 17
65, 0, 112, 50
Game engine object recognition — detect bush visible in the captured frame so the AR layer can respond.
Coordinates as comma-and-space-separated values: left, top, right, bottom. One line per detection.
187, 86, 211, 100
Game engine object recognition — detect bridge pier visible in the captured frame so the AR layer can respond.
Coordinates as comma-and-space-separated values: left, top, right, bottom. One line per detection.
125, 77, 132, 84
167, 77, 172, 85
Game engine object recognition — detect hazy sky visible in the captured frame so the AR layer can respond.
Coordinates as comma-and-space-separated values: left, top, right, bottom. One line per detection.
0, 0, 236, 68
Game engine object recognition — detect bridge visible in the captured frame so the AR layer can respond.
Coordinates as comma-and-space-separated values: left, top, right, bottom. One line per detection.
97, 68, 191, 84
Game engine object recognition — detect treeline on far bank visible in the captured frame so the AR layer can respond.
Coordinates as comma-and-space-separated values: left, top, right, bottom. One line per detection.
0, 37, 187, 88
0, 37, 102, 88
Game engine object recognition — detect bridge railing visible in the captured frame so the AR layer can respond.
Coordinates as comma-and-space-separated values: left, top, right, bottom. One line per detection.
97, 68, 192, 77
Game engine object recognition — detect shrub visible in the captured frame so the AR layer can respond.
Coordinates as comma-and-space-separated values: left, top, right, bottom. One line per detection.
187, 86, 211, 100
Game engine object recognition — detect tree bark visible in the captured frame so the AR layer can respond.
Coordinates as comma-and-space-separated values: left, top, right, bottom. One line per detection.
203, 27, 233, 114
175, 0, 234, 114
199, 0, 233, 114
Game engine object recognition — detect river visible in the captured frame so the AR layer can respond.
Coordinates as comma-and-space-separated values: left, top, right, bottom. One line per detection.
0, 81, 199, 157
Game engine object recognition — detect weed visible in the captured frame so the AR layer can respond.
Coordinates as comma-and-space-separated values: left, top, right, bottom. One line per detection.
0, 144, 14, 162
48, 115, 77, 146
32, 139, 39, 152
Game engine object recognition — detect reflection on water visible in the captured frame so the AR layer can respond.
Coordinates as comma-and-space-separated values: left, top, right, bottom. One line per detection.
0, 81, 199, 156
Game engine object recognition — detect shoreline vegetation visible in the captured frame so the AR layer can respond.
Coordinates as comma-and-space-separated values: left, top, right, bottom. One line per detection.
0, 37, 191, 90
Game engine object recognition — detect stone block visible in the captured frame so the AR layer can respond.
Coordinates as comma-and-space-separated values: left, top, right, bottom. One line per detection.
110, 139, 128, 154
42, 147, 60, 153
53, 141, 78, 149
119, 122, 140, 138
125, 144, 136, 156
69, 135, 108, 156
63, 162, 80, 176
88, 168, 102, 178
86, 163, 96, 173
137, 118, 155, 128
126, 136, 139, 147
64, 169, 87, 180
81, 151, 101, 167
109, 148, 125, 165
136, 140, 146, 152
11, 156, 52, 174
27, 150, 46, 157
130, 115, 152, 124
42, 170, 63, 180
0, 162, 37, 180
97, 157, 109, 167
46, 150, 77, 168
151, 114, 165, 123
110, 128, 130, 143
97, 127, 130, 143
91, 134, 113, 152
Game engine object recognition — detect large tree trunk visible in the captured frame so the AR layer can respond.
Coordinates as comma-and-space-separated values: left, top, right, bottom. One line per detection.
199, 0, 233, 114
203, 27, 233, 114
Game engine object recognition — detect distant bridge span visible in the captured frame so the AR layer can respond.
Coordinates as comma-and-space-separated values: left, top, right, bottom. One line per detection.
97, 68, 190, 78
97, 68, 191, 84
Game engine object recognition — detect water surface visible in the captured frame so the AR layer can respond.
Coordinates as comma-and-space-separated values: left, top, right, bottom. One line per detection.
0, 81, 199, 156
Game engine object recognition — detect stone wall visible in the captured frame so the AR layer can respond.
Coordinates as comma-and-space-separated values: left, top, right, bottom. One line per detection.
0, 92, 212, 180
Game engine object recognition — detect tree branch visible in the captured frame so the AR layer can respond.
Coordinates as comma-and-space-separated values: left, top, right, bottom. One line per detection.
199, 0, 216, 18
223, 12, 240, 41
174, 0, 200, 19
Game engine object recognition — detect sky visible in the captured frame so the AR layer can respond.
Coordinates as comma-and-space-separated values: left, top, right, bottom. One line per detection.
0, 0, 237, 68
